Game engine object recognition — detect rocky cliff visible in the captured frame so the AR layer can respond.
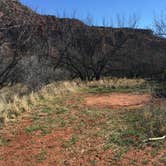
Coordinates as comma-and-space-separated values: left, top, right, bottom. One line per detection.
0, 0, 166, 89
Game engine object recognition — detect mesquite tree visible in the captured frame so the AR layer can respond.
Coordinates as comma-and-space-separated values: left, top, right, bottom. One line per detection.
57, 16, 138, 81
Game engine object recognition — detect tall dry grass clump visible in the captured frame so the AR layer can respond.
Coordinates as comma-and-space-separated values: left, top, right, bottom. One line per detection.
0, 84, 29, 124
84, 77, 146, 88
0, 80, 82, 125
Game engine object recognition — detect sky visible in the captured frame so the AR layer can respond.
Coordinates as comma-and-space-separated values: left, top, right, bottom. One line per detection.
20, 0, 166, 28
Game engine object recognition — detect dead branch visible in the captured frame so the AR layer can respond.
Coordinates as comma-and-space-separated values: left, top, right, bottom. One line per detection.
143, 135, 166, 142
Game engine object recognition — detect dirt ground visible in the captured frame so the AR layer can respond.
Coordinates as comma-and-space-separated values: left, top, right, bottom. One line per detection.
85, 93, 152, 108
0, 118, 73, 166
0, 92, 166, 166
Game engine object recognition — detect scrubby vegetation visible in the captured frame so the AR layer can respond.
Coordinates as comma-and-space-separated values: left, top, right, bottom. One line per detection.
0, 78, 166, 165
0, 78, 146, 125
0, 0, 166, 165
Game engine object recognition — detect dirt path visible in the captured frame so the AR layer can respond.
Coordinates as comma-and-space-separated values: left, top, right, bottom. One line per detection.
85, 93, 152, 108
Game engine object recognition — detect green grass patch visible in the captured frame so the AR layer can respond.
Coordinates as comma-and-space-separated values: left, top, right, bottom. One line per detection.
56, 108, 69, 114
41, 108, 53, 114
103, 106, 166, 149
160, 153, 166, 165
127, 107, 166, 138
141, 158, 150, 165
0, 137, 10, 146
106, 129, 146, 148
35, 150, 47, 162
62, 135, 78, 148
83, 84, 149, 94
25, 124, 50, 135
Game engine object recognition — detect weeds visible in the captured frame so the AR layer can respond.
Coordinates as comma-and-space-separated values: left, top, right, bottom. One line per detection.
106, 129, 146, 148
35, 150, 47, 162
141, 158, 150, 165
41, 108, 53, 114
160, 153, 166, 165
130, 106, 166, 138
103, 105, 166, 149
25, 124, 50, 135
56, 108, 68, 115
62, 135, 78, 148
82, 78, 149, 94
0, 137, 10, 146
84, 83, 148, 94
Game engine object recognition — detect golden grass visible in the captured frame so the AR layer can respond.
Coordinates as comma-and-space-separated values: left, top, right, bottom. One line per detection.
0, 78, 148, 125
84, 77, 146, 88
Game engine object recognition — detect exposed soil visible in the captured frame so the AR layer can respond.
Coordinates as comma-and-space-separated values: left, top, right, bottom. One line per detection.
0, 92, 166, 166
85, 93, 152, 108
120, 146, 166, 166
0, 118, 73, 166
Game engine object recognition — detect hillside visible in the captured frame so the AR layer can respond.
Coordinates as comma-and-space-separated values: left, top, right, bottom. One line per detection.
0, 0, 166, 89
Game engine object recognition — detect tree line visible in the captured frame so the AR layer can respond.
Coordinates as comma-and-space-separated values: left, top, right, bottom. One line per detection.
0, 9, 166, 89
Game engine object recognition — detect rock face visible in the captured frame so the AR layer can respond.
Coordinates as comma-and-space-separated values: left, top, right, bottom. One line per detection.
0, 0, 166, 88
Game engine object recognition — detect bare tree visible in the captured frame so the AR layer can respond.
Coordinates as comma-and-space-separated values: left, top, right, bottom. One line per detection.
110, 13, 140, 28
83, 14, 95, 26
154, 10, 166, 37
56, 15, 138, 81
0, 5, 52, 88
128, 13, 140, 28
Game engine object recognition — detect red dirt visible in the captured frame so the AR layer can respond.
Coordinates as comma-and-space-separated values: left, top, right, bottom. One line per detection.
0, 92, 166, 165
120, 146, 166, 166
0, 118, 72, 166
85, 93, 152, 108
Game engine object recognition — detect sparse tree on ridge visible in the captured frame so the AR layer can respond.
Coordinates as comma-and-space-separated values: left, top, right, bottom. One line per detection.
154, 10, 166, 37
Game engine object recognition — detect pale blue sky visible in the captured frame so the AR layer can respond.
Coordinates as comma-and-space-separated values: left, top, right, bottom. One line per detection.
20, 0, 166, 28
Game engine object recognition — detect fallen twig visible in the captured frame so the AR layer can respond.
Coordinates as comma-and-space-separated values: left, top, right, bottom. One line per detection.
143, 135, 166, 142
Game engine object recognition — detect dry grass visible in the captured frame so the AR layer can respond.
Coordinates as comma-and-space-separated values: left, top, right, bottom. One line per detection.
1, 78, 166, 165
84, 77, 146, 88
0, 78, 148, 126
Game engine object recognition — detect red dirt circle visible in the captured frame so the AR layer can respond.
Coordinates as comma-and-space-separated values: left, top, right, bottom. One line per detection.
84, 93, 152, 108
